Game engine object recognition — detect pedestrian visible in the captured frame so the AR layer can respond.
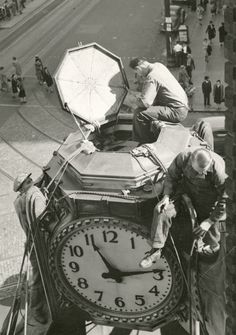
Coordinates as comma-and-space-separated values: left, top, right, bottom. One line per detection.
173, 41, 183, 67
178, 65, 190, 91
213, 79, 224, 110
13, 0, 18, 12
11, 73, 18, 98
129, 58, 189, 144
17, 77, 27, 103
202, 76, 212, 106
4, 0, 11, 20
209, 0, 217, 17
13, 173, 48, 324
181, 42, 191, 66
12, 56, 22, 77
206, 21, 216, 44
186, 53, 195, 83
34, 56, 44, 85
138, 147, 227, 335
196, 3, 204, 26
42, 66, 54, 92
200, 0, 208, 11
218, 22, 227, 46
10, 0, 17, 16
203, 38, 212, 62
0, 66, 9, 92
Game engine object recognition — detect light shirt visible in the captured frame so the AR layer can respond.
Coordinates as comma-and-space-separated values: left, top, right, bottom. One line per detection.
140, 62, 189, 109
173, 44, 183, 53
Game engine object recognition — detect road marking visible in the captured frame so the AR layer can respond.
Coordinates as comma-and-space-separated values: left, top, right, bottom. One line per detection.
0, 103, 56, 108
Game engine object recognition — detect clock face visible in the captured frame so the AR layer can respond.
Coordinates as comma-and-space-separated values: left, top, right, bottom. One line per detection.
49, 217, 183, 329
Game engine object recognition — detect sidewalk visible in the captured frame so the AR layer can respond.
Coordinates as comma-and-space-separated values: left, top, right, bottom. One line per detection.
171, 6, 226, 113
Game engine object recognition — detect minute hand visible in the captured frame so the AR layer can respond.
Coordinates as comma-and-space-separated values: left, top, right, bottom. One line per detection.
117, 269, 165, 277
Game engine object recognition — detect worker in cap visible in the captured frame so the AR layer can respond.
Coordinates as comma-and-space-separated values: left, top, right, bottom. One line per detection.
139, 147, 227, 335
13, 172, 48, 324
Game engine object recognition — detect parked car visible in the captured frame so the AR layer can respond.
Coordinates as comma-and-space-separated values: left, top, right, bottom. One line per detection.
160, 5, 186, 32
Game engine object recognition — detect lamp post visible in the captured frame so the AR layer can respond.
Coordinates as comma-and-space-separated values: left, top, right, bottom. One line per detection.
164, 0, 175, 67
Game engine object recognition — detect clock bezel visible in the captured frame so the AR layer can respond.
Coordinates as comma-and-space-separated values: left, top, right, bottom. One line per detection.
49, 217, 184, 329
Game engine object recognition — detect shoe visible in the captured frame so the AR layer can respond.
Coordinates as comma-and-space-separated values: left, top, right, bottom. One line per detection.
139, 249, 161, 268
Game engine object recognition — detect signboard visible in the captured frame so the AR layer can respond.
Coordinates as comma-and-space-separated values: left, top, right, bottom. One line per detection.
178, 25, 189, 43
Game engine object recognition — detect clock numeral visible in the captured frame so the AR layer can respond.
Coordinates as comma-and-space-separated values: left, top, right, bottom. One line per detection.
69, 261, 80, 272
94, 290, 103, 302
85, 233, 95, 246
114, 297, 125, 308
102, 230, 118, 243
69, 245, 84, 257
149, 285, 160, 296
77, 278, 88, 289
135, 295, 145, 306
153, 270, 165, 281
130, 237, 135, 249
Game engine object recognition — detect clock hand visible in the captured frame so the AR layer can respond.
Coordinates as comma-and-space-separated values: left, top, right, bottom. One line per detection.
102, 269, 165, 279
116, 269, 165, 277
93, 243, 120, 274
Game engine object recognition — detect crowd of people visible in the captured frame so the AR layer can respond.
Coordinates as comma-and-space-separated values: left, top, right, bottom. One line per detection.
172, 0, 227, 110
0, 55, 54, 103
0, 0, 27, 21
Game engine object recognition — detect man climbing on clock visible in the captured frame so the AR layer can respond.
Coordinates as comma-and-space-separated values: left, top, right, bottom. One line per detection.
128, 58, 189, 144
13, 172, 48, 324
140, 147, 227, 269
139, 147, 227, 335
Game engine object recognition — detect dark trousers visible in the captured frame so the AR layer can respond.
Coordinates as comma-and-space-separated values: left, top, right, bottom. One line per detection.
132, 105, 188, 144
203, 93, 210, 106
30, 250, 47, 319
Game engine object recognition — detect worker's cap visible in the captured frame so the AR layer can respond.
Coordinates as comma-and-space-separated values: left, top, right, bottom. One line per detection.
13, 173, 32, 192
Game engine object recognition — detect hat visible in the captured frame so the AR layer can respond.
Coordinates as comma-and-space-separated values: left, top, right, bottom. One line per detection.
13, 173, 32, 192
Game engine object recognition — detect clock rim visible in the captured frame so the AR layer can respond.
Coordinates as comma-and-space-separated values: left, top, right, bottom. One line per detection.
49, 216, 184, 326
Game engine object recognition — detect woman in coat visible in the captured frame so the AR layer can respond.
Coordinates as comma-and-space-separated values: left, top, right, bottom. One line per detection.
186, 53, 195, 83
11, 74, 18, 98
213, 80, 224, 110
17, 77, 27, 103
34, 56, 44, 85
42, 67, 54, 92
206, 21, 216, 44
218, 22, 227, 46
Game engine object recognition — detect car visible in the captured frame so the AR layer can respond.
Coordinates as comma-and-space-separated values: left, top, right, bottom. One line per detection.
160, 5, 186, 32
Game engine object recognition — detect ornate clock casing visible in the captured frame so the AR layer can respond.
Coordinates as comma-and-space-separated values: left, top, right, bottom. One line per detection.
49, 217, 184, 330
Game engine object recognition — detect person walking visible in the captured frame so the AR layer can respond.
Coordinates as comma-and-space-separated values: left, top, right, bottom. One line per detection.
42, 66, 54, 93
186, 53, 195, 83
206, 21, 216, 44
202, 76, 212, 106
196, 3, 204, 26
12, 56, 22, 77
11, 74, 18, 98
13, 173, 48, 324
181, 43, 191, 66
178, 65, 190, 91
129, 58, 189, 144
209, 0, 217, 17
34, 56, 44, 85
17, 77, 27, 103
213, 80, 224, 110
218, 22, 227, 46
173, 41, 183, 67
0, 66, 9, 92
203, 38, 212, 63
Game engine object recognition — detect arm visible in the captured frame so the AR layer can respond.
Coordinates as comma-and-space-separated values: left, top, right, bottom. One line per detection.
163, 151, 188, 196
209, 158, 227, 222
137, 76, 159, 108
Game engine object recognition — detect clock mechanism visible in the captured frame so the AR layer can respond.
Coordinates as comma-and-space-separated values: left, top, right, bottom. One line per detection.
49, 217, 184, 330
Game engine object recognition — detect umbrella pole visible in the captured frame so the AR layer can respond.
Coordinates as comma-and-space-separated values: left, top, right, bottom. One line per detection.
64, 103, 86, 140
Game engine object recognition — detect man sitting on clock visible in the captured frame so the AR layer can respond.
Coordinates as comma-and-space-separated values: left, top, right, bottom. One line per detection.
140, 147, 227, 269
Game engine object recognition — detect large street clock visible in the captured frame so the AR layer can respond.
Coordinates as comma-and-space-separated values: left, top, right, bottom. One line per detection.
49, 217, 184, 330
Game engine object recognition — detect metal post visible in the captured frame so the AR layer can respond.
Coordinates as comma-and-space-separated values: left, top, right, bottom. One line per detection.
164, 0, 175, 67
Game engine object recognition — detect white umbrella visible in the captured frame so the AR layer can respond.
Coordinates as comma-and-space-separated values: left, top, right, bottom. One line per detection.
55, 43, 129, 125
